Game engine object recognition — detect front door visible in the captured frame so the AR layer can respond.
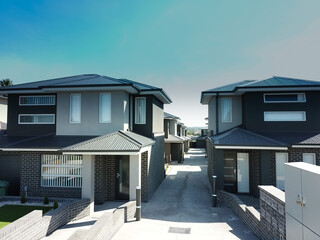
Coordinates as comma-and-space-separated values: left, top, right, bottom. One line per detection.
116, 156, 129, 200
224, 152, 237, 193
237, 153, 249, 193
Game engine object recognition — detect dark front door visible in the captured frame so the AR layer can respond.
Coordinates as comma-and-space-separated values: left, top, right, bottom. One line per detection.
116, 156, 129, 200
224, 152, 237, 193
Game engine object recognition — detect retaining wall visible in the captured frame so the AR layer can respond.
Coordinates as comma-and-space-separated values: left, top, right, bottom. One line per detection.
0, 198, 90, 240
69, 201, 136, 240
218, 186, 285, 240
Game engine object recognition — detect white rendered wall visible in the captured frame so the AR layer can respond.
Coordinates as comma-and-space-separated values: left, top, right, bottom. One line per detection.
129, 153, 141, 200
82, 155, 95, 215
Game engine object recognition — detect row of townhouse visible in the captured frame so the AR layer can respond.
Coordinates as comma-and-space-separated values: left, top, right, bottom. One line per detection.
0, 74, 172, 210
201, 76, 320, 196
163, 112, 189, 163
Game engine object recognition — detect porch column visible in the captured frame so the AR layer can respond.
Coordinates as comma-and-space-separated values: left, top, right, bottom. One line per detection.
82, 155, 95, 215
129, 153, 141, 200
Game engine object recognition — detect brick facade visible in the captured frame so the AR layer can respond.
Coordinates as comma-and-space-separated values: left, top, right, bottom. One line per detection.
141, 151, 148, 201
207, 139, 320, 196
94, 155, 116, 204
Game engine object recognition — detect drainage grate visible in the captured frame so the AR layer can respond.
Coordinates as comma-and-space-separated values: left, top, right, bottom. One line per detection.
168, 227, 191, 234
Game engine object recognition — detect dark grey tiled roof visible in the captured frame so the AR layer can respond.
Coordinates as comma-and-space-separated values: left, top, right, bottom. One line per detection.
0, 74, 172, 103
210, 128, 288, 147
256, 131, 320, 145
62, 131, 154, 152
202, 76, 320, 94
0, 132, 97, 149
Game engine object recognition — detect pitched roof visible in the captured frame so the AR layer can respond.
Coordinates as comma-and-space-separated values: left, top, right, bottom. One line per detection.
164, 112, 180, 120
256, 131, 320, 145
0, 74, 172, 104
201, 76, 320, 104
62, 131, 154, 152
164, 134, 185, 143
210, 128, 288, 148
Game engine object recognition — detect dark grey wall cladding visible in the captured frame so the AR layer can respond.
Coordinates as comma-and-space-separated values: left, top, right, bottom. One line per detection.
243, 91, 320, 132
7, 94, 56, 136
143, 135, 165, 202
133, 95, 153, 138
133, 95, 163, 138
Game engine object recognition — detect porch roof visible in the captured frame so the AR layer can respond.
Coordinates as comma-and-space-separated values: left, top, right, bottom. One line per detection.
61, 131, 155, 152
165, 134, 185, 143
210, 128, 288, 149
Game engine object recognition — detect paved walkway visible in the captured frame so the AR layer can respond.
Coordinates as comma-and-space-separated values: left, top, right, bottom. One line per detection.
112, 148, 258, 240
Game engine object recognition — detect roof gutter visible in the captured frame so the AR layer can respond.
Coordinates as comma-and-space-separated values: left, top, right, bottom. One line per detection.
292, 145, 320, 148
1, 148, 59, 152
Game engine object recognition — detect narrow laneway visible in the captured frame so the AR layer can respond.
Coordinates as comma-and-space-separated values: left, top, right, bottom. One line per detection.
112, 148, 258, 240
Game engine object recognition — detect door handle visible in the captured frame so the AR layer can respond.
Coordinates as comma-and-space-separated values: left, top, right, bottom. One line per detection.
117, 173, 120, 178
296, 194, 301, 205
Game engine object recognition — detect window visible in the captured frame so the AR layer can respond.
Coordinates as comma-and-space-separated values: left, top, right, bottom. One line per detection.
276, 152, 288, 190
264, 93, 306, 103
19, 95, 55, 106
303, 153, 316, 165
264, 111, 306, 121
70, 94, 81, 123
99, 93, 111, 123
221, 98, 232, 122
135, 97, 146, 124
41, 155, 82, 188
18, 114, 55, 124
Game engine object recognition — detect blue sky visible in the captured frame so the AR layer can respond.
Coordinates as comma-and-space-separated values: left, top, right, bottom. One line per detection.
1, 1, 320, 126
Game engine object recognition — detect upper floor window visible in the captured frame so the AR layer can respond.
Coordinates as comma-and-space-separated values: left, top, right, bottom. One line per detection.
264, 93, 306, 103
221, 98, 232, 122
70, 94, 81, 123
264, 111, 306, 121
99, 93, 111, 123
41, 154, 82, 188
18, 114, 55, 124
135, 97, 146, 124
19, 95, 55, 106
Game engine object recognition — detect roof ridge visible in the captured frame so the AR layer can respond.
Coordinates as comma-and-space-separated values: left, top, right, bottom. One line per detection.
118, 131, 143, 147
238, 128, 288, 146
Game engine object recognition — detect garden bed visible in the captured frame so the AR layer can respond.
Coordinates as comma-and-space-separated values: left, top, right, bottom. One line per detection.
0, 205, 52, 229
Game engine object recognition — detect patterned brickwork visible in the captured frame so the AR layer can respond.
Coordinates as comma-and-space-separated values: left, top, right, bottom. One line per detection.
94, 155, 116, 204
141, 151, 148, 201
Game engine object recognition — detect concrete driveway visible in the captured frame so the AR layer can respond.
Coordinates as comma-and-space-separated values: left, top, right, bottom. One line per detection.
112, 148, 258, 240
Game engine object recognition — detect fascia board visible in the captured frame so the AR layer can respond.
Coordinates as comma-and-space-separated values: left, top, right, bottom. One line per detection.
214, 145, 288, 150
292, 145, 320, 148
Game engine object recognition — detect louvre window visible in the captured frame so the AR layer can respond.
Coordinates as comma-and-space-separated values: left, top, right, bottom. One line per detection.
264, 93, 306, 103
41, 155, 82, 188
19, 96, 55, 105
18, 114, 55, 124
135, 97, 146, 124
264, 111, 306, 121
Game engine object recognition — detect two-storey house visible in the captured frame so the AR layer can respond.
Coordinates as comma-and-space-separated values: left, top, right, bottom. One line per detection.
0, 74, 171, 213
201, 76, 320, 196
164, 112, 186, 163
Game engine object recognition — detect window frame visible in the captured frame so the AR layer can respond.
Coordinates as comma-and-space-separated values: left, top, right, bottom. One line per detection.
264, 111, 306, 122
69, 93, 81, 124
19, 95, 56, 106
135, 97, 146, 124
18, 114, 55, 124
221, 97, 232, 123
41, 155, 83, 188
99, 93, 112, 123
263, 93, 306, 103
303, 153, 316, 165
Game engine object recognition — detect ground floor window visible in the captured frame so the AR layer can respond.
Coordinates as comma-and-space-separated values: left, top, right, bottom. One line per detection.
303, 153, 316, 165
41, 155, 83, 188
